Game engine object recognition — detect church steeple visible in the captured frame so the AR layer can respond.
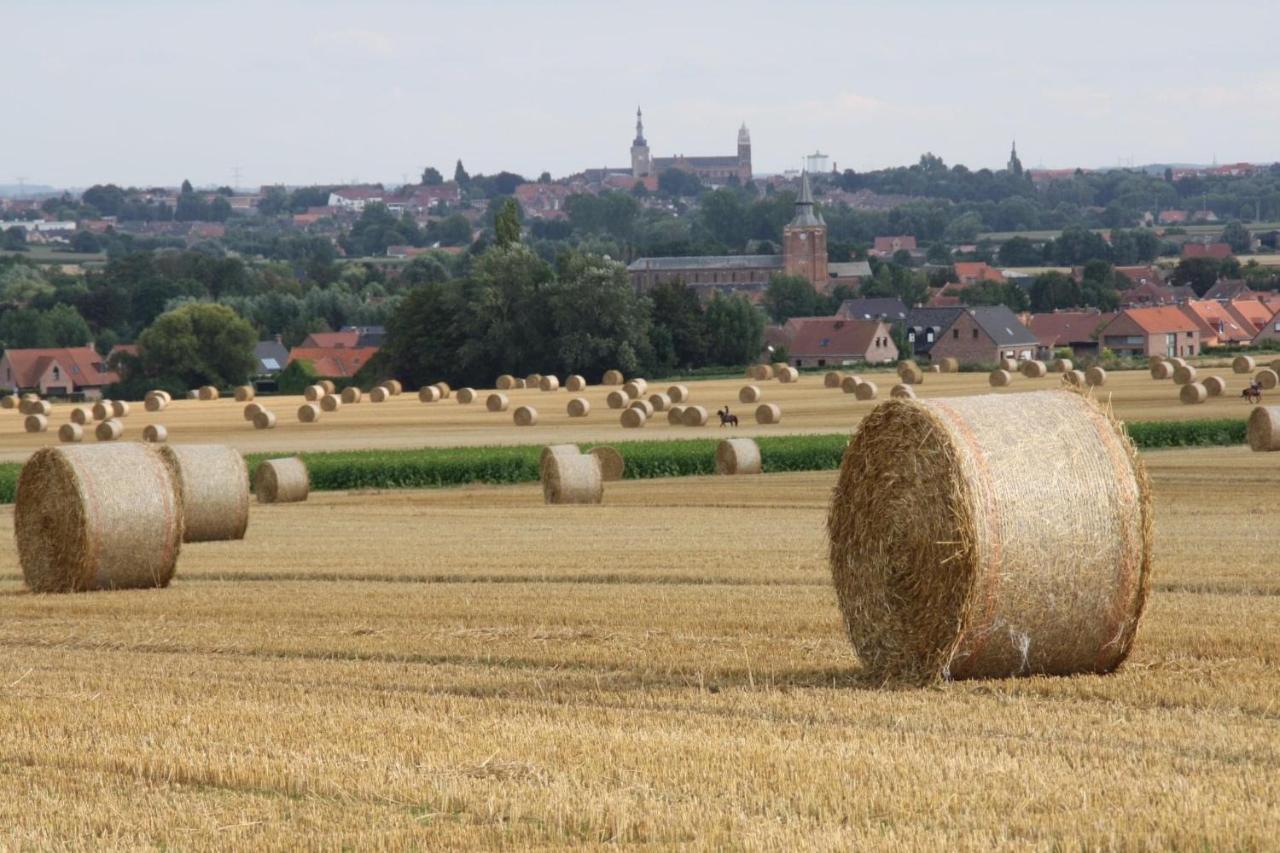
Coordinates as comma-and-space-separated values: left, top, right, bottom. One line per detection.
631, 106, 651, 179
790, 171, 824, 227
1007, 140, 1023, 177
634, 106, 646, 146
783, 171, 828, 285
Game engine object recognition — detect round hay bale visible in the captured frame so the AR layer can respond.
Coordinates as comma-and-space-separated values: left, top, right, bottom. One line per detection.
1258, 368, 1280, 390
95, 419, 123, 441
989, 369, 1012, 387
840, 376, 863, 394
1180, 382, 1208, 404
496, 374, 517, 390
1233, 355, 1256, 374
304, 384, 325, 402
525, 373, 543, 389
747, 364, 772, 381
144, 394, 167, 413
253, 410, 277, 430
890, 384, 917, 400
418, 385, 442, 403
716, 438, 762, 475
939, 357, 960, 374
514, 378, 527, 389
588, 446, 625, 481
486, 393, 510, 412
110, 400, 130, 418
24, 414, 47, 433
541, 453, 603, 505
1085, 366, 1107, 387
754, 403, 782, 424
1051, 358, 1073, 373
320, 394, 342, 412
999, 357, 1018, 372
297, 403, 320, 423
341, 386, 363, 404
1272, 359, 1280, 374
566, 375, 587, 392
681, 405, 709, 427
1150, 361, 1174, 380
539, 375, 560, 392
1172, 364, 1197, 385
15, 444, 184, 592
601, 369, 625, 386
58, 423, 82, 443
666, 384, 689, 403
513, 405, 537, 426
620, 407, 647, 428
369, 386, 390, 403
739, 385, 762, 404
255, 457, 310, 504
667, 405, 687, 425
197, 386, 219, 401
69, 406, 91, 425
1062, 369, 1086, 387
243, 402, 264, 421
828, 389, 1151, 682
606, 390, 629, 409
1021, 360, 1047, 379
456, 387, 476, 404
567, 397, 590, 417
627, 399, 655, 418
771, 361, 789, 374
91, 400, 111, 420
824, 371, 844, 388
383, 379, 403, 396
898, 365, 924, 385
19, 393, 38, 403
28, 400, 52, 416
1247, 406, 1280, 451
318, 380, 336, 395
1147, 356, 1166, 370
622, 379, 648, 398
1169, 357, 1187, 369
186, 390, 199, 399
142, 424, 167, 443
896, 361, 919, 379
854, 380, 878, 401
0, 395, 15, 410
1203, 375, 1227, 397
647, 392, 672, 412
157, 445, 249, 543
539, 444, 581, 479
777, 366, 800, 383
234, 385, 255, 402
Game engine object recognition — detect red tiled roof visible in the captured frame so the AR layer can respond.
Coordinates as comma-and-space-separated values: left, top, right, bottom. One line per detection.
2, 346, 118, 389
1114, 266, 1163, 286
787, 318, 887, 358
287, 346, 379, 377
301, 331, 361, 349
1226, 297, 1272, 331
1179, 300, 1253, 343
1027, 311, 1113, 347
953, 262, 1004, 283
1114, 306, 1199, 335
873, 235, 917, 254
1182, 242, 1233, 260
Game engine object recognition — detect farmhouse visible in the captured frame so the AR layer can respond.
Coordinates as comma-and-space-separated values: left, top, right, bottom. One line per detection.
0, 346, 118, 399
1178, 299, 1253, 347
836, 297, 909, 323
784, 318, 898, 368
286, 346, 379, 378
1097, 306, 1200, 358
906, 306, 1037, 365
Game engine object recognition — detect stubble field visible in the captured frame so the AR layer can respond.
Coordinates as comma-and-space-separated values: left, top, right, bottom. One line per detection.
0, 446, 1276, 847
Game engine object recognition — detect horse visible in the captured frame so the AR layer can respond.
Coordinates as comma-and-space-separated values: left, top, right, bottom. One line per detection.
1243, 384, 1262, 405
717, 407, 739, 427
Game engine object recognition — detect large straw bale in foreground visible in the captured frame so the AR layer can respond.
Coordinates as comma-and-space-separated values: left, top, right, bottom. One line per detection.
755, 403, 782, 424
1150, 361, 1173, 380
567, 397, 590, 417
341, 387, 362, 404
1257, 368, 1279, 390
142, 424, 167, 443
255, 456, 309, 503
828, 390, 1152, 682
1247, 406, 1280, 451
541, 453, 603, 505
681, 405, 709, 427
1233, 355, 1256, 374
158, 444, 250, 543
513, 405, 538, 426
739, 385, 762, 403
1179, 382, 1208, 404
486, 393, 509, 412
1021, 360, 1047, 378
539, 444, 580, 476
601, 369, 625, 385
16, 444, 184, 592
589, 446, 625, 481
716, 438, 761, 475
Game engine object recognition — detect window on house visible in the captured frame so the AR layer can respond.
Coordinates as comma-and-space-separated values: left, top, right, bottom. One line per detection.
972, 329, 979, 339
819, 338, 830, 348
952, 329, 959, 339
926, 330, 935, 343
52, 367, 60, 380
908, 331, 915, 343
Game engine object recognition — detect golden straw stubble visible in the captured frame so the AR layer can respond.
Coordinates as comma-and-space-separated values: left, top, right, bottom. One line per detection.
15, 444, 184, 592
157, 444, 250, 542
255, 456, 310, 503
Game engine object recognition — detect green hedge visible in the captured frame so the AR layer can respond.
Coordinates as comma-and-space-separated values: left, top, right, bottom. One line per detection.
1125, 418, 1247, 449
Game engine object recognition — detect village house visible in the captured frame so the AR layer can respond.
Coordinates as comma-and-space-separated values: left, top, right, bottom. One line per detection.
952, 261, 1005, 285
287, 346, 379, 378
1025, 310, 1114, 360
784, 318, 898, 368
300, 326, 386, 349
870, 235, 917, 258
905, 306, 1037, 365
0, 346, 119, 399
1202, 279, 1257, 301
1097, 307, 1200, 358
1118, 279, 1195, 307
1178, 299, 1254, 347
836, 297, 909, 323
327, 186, 385, 212
1250, 307, 1280, 346
1181, 242, 1233, 260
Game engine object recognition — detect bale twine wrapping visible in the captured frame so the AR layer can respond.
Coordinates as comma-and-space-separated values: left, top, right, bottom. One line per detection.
369, 386, 390, 403
297, 403, 320, 423
777, 366, 800, 384
525, 373, 543, 389
1021, 360, 1047, 378
566, 375, 587, 392
418, 385, 442, 403
939, 357, 960, 373
541, 453, 603, 505
95, 419, 123, 441
15, 444, 184, 592
1085, 367, 1107, 387
513, 405, 538, 426
234, 385, 255, 402
142, 424, 167, 443
840, 376, 863, 394
1180, 382, 1208, 404
157, 445, 250, 543
824, 371, 844, 388
1257, 368, 1279, 390
253, 410, 277, 430
144, 395, 167, 413
620, 407, 647, 428
1062, 369, 1086, 387
667, 384, 689, 403
567, 397, 590, 417
1172, 364, 1197, 386
667, 405, 687, 425
1233, 355, 1256, 374
341, 387, 363, 404
648, 392, 672, 412
828, 389, 1152, 682
255, 457, 309, 504
70, 406, 91, 425
588, 446, 625, 481
755, 403, 782, 424
0, 396, 15, 410
539, 444, 581, 479
1051, 358, 1073, 373
989, 369, 1012, 388
1150, 361, 1173, 380
91, 401, 111, 420
110, 400, 130, 418
58, 423, 82, 443
1247, 406, 1280, 451
304, 384, 325, 402
539, 375, 560, 392
456, 387, 476, 404
606, 390, 629, 409
1203, 375, 1227, 397
320, 394, 342, 412
854, 380, 878, 401
243, 402, 264, 421
496, 374, 517, 390
890, 384, 917, 400
627, 399, 655, 418
747, 364, 772, 381
318, 380, 336, 395
602, 369, 625, 385
999, 357, 1018, 372
24, 414, 48, 433
486, 393, 510, 412
681, 405, 709, 427
716, 438, 762, 475
739, 385, 762, 404
622, 379, 648, 398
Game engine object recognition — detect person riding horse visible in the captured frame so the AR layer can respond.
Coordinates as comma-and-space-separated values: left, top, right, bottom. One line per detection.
1244, 380, 1263, 404
718, 406, 739, 427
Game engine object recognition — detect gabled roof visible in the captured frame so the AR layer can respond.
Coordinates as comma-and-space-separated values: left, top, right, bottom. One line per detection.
953, 261, 1004, 283
787, 318, 889, 357
837, 297, 908, 322
1182, 242, 1233, 260
1226, 297, 1272, 331
1179, 299, 1253, 343
828, 260, 872, 278
873, 235, 917, 253
1203, 279, 1256, 301
906, 307, 965, 331
1, 346, 118, 389
1108, 306, 1199, 335
963, 305, 1039, 347
287, 346, 380, 378
254, 340, 289, 374
1027, 310, 1113, 347
302, 330, 361, 349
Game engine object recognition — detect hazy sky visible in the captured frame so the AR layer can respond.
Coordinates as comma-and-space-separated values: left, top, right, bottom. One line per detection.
5, 0, 1278, 189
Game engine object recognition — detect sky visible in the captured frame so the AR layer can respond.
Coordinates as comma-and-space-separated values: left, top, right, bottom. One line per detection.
4, 0, 1279, 189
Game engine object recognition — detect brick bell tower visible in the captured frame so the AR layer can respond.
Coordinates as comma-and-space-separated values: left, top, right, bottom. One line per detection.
782, 171, 827, 285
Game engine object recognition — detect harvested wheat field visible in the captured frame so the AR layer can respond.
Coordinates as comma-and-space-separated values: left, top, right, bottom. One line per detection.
0, 368, 1260, 462
0, 447, 1276, 847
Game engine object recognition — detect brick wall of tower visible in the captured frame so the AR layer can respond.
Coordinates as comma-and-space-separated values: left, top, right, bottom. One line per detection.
738, 142, 752, 183
783, 225, 828, 286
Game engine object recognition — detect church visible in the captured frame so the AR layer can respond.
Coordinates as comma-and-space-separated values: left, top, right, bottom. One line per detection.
630, 108, 752, 184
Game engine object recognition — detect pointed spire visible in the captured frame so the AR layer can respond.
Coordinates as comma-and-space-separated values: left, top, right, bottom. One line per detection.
633, 106, 646, 147
790, 172, 824, 227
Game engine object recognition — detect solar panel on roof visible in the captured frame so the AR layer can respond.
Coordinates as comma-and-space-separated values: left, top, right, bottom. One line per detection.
261, 358, 280, 370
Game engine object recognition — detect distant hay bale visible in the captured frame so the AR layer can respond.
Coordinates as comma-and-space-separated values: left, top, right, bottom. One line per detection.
627, 398, 655, 418
890, 384, 917, 399
320, 394, 342, 412
840, 376, 863, 394
1233, 355, 1256, 374
1062, 369, 1086, 387
0, 396, 15, 410
539, 375, 560, 392
142, 424, 167, 443
667, 405, 687, 425
418, 385, 442, 403
383, 379, 403, 395
514, 378, 527, 389
186, 390, 199, 399
252, 410, 277, 430
896, 361, 918, 379
989, 369, 1012, 387
369, 386, 390, 403
486, 393, 510, 412
341, 387, 363, 404
234, 385, 255, 402
854, 380, 878, 401
824, 371, 844, 388
456, 387, 476, 404
318, 380, 336, 395
69, 406, 91, 425
681, 405, 709, 427
513, 405, 538, 426
254, 456, 310, 504
755, 403, 782, 424
242, 402, 263, 421
589, 446, 625, 481
525, 373, 543, 388
771, 361, 789, 375
620, 407, 647, 428
29, 400, 51, 416
606, 390, 629, 409
539, 444, 581, 479
20, 393, 38, 403
304, 384, 325, 401
898, 364, 924, 385
541, 453, 603, 505
928, 365, 942, 373
777, 366, 800, 383
110, 400, 130, 418
496, 374, 517, 390
622, 379, 648, 398
647, 392, 672, 412
199, 385, 221, 401
429, 382, 451, 399
58, 423, 82, 443
24, 414, 47, 433
1085, 366, 1107, 387
602, 369, 625, 385
1258, 368, 1280, 390
828, 390, 1151, 681
716, 438, 762, 475
739, 384, 762, 403
939, 357, 960, 373
297, 403, 321, 423
1169, 357, 1187, 369
144, 394, 167, 412
157, 444, 250, 543
1051, 358, 1073, 373
666, 384, 689, 403
1247, 406, 1280, 451
1172, 364, 1197, 385
566, 375, 587, 392
15, 444, 184, 592
1147, 356, 1166, 370
1180, 382, 1208, 404
567, 397, 590, 417
1150, 361, 1173, 380
95, 419, 123, 441
1203, 375, 1227, 397
747, 364, 772, 380
91, 401, 111, 420
999, 357, 1018, 372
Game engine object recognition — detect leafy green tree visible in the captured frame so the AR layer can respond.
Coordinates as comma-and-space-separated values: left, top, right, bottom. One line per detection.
2, 226, 27, 251
0, 304, 92, 350
427, 214, 473, 247
543, 252, 652, 379
137, 302, 257, 387
81, 184, 126, 217
1047, 227, 1111, 265
1029, 271, 1083, 312
421, 166, 443, 186
697, 188, 747, 248
926, 242, 952, 264
960, 280, 1029, 312
181, 179, 194, 194
763, 274, 820, 323
275, 358, 322, 394
70, 230, 102, 253
1221, 221, 1252, 254
648, 280, 708, 369
657, 168, 704, 198
703, 294, 764, 366
454, 160, 471, 188
0, 264, 53, 305
1171, 257, 1222, 296
494, 199, 521, 247
997, 236, 1041, 266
